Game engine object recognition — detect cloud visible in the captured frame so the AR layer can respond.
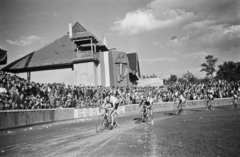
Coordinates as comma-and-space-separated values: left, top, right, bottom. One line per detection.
6, 35, 41, 46
140, 57, 176, 65
148, 0, 239, 24
152, 41, 161, 46
155, 67, 205, 79
182, 51, 208, 59
174, 51, 180, 55
184, 18, 240, 51
112, 5, 195, 35
184, 20, 216, 30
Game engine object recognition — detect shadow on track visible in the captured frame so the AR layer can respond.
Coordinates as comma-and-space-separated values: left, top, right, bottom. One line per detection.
163, 112, 176, 116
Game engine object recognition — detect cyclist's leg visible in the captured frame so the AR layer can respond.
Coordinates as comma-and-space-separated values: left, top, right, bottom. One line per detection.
209, 95, 214, 110
206, 98, 210, 110
110, 109, 116, 126
149, 106, 153, 125
181, 101, 186, 114
209, 97, 214, 110
230, 98, 234, 107
233, 99, 237, 107
110, 102, 119, 127
146, 106, 149, 118
143, 106, 147, 120
176, 100, 182, 115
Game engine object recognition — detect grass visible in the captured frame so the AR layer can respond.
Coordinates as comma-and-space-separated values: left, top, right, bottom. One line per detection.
153, 107, 240, 157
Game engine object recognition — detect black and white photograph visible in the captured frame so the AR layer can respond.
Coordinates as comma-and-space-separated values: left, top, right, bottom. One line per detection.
0, 0, 240, 156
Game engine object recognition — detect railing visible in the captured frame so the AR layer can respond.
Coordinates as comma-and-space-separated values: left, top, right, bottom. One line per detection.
73, 50, 94, 60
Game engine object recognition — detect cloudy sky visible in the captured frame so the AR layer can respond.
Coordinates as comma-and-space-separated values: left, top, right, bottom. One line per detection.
0, 0, 239, 79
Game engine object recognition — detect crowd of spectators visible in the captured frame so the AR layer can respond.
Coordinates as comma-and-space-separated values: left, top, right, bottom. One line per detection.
0, 71, 239, 110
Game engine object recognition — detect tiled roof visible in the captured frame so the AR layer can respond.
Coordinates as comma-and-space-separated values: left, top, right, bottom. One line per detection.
2, 35, 73, 73
28, 35, 73, 67
2, 22, 108, 73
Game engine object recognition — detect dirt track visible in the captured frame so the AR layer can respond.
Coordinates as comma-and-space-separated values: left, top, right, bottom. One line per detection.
0, 105, 240, 157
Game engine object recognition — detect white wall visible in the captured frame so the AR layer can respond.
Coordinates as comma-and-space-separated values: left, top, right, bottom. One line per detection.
74, 62, 97, 86
137, 78, 163, 86
31, 68, 75, 85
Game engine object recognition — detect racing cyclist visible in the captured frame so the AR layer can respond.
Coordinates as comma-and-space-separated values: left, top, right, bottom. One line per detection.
231, 89, 239, 108
102, 92, 119, 130
176, 92, 186, 115
139, 93, 154, 124
207, 86, 214, 110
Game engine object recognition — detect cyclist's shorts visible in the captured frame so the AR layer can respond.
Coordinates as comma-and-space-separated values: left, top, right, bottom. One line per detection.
143, 101, 152, 110
233, 95, 238, 100
179, 99, 186, 105
208, 94, 214, 100
114, 103, 119, 110
143, 105, 152, 110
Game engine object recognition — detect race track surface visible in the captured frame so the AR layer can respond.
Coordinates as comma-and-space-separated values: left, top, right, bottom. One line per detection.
0, 105, 240, 157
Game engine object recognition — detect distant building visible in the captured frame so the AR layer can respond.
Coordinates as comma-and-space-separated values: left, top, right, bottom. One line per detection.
2, 22, 140, 86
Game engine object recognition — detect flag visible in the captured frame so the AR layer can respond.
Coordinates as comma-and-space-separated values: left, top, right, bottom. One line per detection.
0, 48, 7, 65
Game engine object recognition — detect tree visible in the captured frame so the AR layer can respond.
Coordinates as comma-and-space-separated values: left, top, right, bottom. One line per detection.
198, 77, 211, 83
200, 55, 218, 79
152, 74, 157, 78
167, 74, 178, 84
178, 77, 188, 84
215, 61, 240, 82
182, 71, 196, 83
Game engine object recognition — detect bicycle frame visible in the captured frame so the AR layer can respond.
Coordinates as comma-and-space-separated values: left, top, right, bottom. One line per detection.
206, 99, 214, 111
139, 105, 153, 124
96, 107, 118, 133
231, 98, 238, 108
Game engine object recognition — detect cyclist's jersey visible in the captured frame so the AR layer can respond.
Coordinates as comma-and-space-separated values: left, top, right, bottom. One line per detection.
207, 89, 214, 99
147, 96, 154, 105
232, 91, 238, 100
144, 101, 150, 106
233, 94, 238, 99
179, 94, 186, 103
207, 89, 214, 95
104, 95, 119, 110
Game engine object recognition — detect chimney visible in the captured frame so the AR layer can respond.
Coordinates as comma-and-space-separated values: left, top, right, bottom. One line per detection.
102, 35, 107, 47
69, 23, 72, 39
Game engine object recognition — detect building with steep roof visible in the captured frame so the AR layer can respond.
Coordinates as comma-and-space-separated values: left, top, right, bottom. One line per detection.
2, 22, 140, 87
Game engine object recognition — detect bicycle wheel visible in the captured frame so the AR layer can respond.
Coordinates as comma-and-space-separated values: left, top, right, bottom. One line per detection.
232, 100, 238, 108
136, 110, 144, 124
172, 102, 178, 115
145, 110, 149, 122
181, 103, 187, 115
211, 100, 215, 110
205, 100, 210, 111
96, 115, 106, 133
113, 112, 118, 128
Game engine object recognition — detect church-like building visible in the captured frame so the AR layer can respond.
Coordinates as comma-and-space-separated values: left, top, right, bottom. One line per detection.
2, 22, 140, 87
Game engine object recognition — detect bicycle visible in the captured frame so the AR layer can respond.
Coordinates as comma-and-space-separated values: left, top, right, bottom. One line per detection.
135, 106, 153, 125
172, 100, 187, 116
205, 99, 215, 111
96, 108, 118, 133
231, 98, 238, 108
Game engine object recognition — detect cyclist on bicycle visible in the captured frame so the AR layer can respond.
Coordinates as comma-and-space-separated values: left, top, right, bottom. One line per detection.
139, 90, 154, 123
176, 91, 186, 115
231, 89, 239, 107
207, 86, 214, 110
102, 92, 119, 130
